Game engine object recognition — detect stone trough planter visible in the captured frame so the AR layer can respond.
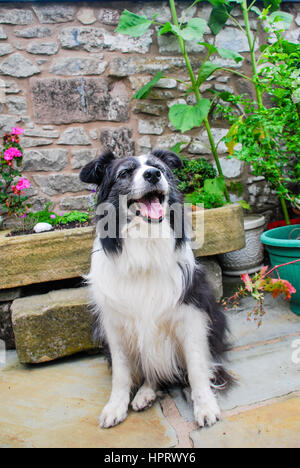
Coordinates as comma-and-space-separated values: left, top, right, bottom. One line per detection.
0, 204, 245, 291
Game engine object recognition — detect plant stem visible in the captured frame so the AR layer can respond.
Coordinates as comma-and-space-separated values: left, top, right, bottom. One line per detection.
262, 259, 300, 279
241, 0, 290, 224
169, 0, 230, 203
280, 196, 291, 225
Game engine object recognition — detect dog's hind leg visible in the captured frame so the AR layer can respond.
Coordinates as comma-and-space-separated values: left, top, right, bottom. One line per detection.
131, 381, 157, 412
177, 305, 221, 428
99, 324, 133, 428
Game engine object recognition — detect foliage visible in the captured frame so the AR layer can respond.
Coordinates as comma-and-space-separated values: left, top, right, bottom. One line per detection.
210, 0, 299, 223
174, 156, 217, 193
22, 203, 91, 228
0, 128, 31, 217
222, 263, 298, 327
115, 0, 247, 203
185, 188, 225, 209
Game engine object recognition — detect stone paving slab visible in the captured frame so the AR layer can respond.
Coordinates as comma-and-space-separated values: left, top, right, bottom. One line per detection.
226, 295, 300, 349
170, 335, 300, 421
190, 395, 300, 448
0, 352, 177, 448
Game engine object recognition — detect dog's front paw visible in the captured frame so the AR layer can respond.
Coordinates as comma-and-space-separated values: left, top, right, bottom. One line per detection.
131, 386, 156, 412
193, 391, 221, 428
99, 402, 128, 429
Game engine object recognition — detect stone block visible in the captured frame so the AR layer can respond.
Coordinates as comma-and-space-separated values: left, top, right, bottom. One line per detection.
0, 53, 40, 78
0, 26, 7, 39
58, 127, 91, 146
138, 118, 167, 135
0, 302, 15, 349
50, 55, 107, 76
32, 5, 75, 24
14, 26, 52, 38
0, 227, 94, 290
27, 42, 59, 55
59, 26, 152, 54
77, 8, 97, 25
100, 127, 135, 159
22, 149, 68, 172
0, 44, 13, 56
34, 174, 92, 196
0, 9, 33, 25
98, 8, 121, 25
30, 77, 129, 124
60, 195, 95, 212
5, 96, 27, 114
71, 148, 97, 170
11, 288, 95, 363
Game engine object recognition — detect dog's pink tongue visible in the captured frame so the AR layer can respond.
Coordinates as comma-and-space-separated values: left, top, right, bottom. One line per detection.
140, 197, 163, 220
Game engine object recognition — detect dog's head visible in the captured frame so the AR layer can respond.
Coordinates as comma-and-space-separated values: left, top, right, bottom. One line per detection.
80, 149, 183, 223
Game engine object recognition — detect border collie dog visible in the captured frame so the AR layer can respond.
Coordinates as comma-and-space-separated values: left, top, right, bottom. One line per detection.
80, 149, 233, 429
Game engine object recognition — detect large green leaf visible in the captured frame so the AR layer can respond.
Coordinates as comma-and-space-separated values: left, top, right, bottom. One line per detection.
180, 18, 207, 41
159, 18, 207, 42
208, 4, 233, 35
204, 176, 226, 197
116, 10, 153, 37
217, 47, 244, 63
133, 71, 163, 100
268, 11, 293, 30
197, 62, 220, 85
168, 100, 211, 133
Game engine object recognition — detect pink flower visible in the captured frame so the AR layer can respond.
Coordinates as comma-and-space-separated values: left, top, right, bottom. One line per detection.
11, 127, 24, 135
3, 147, 22, 161
14, 177, 31, 192
50, 214, 56, 219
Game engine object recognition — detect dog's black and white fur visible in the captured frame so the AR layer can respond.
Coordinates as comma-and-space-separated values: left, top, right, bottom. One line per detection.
80, 149, 233, 429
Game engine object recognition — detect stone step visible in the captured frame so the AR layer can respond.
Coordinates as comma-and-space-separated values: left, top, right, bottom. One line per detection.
11, 287, 97, 364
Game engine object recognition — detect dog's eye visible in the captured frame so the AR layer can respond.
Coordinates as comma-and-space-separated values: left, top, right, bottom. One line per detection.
118, 169, 131, 179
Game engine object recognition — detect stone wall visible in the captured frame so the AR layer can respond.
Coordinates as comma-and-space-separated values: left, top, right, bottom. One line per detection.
0, 1, 299, 220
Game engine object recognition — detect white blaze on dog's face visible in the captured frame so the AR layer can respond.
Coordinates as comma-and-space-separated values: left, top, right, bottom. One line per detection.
126, 155, 169, 223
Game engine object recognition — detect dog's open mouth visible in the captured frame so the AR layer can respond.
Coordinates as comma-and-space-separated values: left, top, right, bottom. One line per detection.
128, 191, 165, 223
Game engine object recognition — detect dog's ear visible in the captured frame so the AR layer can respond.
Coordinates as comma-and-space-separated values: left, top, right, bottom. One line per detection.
79, 151, 116, 185
151, 149, 183, 170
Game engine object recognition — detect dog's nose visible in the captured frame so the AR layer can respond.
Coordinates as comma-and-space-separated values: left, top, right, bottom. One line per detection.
143, 168, 161, 184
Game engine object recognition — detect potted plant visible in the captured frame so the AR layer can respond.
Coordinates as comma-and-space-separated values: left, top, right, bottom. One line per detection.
261, 226, 300, 315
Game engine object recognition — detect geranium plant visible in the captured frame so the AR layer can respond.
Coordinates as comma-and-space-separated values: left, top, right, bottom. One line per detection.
222, 261, 299, 326
0, 127, 31, 218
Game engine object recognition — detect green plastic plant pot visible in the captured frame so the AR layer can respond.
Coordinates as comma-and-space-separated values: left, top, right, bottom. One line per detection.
261, 225, 300, 316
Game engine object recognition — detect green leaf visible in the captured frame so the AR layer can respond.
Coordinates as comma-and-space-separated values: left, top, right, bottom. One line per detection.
268, 11, 293, 30
180, 18, 207, 41
197, 62, 220, 85
159, 18, 207, 42
133, 71, 163, 100
170, 142, 185, 154
116, 10, 153, 37
217, 47, 244, 63
208, 4, 233, 35
158, 21, 179, 37
168, 100, 211, 133
263, 0, 282, 13
251, 6, 262, 16
237, 200, 251, 211
204, 176, 226, 197
198, 42, 218, 55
